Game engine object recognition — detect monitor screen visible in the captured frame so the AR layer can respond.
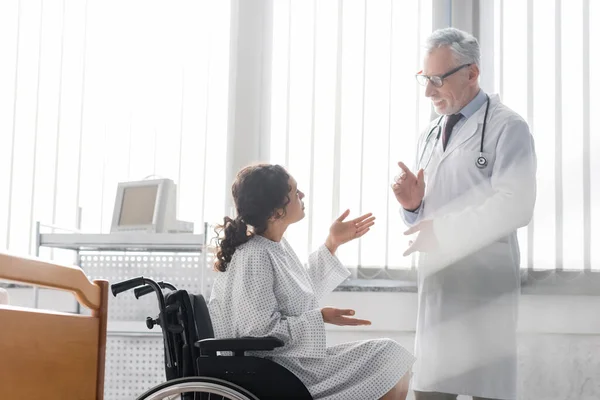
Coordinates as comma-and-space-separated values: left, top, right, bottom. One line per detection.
118, 185, 159, 226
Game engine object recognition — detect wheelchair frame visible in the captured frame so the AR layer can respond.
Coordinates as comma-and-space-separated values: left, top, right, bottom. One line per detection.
112, 276, 313, 400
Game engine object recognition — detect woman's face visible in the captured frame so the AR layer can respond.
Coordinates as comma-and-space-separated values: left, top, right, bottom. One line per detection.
279, 176, 305, 224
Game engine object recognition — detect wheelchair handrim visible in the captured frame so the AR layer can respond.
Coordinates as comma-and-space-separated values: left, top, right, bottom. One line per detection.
139, 378, 258, 400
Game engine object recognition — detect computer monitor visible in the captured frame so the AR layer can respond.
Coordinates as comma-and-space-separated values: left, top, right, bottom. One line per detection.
110, 178, 193, 233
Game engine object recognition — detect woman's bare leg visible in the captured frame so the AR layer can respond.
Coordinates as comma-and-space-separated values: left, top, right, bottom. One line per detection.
380, 370, 411, 400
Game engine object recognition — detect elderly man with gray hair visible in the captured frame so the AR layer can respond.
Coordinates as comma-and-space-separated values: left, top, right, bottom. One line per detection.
391, 28, 537, 400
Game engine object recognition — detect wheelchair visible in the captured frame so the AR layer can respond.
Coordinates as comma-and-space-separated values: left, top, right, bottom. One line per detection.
111, 277, 313, 400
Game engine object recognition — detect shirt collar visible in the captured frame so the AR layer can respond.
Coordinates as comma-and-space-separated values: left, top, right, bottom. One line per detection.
458, 89, 487, 119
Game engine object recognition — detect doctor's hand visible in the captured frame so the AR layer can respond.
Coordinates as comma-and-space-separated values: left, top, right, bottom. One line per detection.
321, 307, 372, 326
325, 210, 375, 254
391, 162, 425, 211
403, 220, 438, 256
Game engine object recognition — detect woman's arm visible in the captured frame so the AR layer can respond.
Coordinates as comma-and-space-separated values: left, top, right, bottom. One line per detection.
305, 210, 375, 299
306, 244, 351, 300
230, 249, 328, 358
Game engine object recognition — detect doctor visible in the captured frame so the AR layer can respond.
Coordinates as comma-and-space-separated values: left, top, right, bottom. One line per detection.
392, 28, 536, 400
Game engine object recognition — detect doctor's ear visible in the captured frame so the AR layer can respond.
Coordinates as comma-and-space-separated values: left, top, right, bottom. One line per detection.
468, 64, 480, 82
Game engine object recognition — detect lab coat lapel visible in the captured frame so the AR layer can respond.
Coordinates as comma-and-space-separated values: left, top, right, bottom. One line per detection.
423, 131, 445, 188
439, 95, 502, 163
438, 108, 483, 163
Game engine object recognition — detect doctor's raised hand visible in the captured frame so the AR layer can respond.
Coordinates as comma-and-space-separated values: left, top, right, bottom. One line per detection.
391, 162, 438, 256
391, 161, 425, 212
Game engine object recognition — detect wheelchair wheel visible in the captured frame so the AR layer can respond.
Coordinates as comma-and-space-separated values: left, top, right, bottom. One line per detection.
137, 376, 259, 400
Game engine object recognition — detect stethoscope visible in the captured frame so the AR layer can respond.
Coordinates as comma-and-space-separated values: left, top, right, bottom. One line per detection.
417, 94, 490, 171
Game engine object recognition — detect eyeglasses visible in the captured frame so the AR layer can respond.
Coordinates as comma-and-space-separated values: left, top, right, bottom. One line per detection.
415, 63, 472, 88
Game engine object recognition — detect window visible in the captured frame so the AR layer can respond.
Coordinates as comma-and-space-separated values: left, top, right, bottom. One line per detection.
269, 0, 433, 273
270, 0, 600, 275
498, 0, 599, 271
0, 0, 231, 256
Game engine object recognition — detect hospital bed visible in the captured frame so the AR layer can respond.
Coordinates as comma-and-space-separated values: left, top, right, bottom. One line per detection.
0, 252, 109, 399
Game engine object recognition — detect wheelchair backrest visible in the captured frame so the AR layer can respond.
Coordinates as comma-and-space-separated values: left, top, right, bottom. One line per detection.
188, 293, 214, 341
161, 291, 215, 381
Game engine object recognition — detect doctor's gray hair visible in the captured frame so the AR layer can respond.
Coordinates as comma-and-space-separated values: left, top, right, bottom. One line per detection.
425, 28, 480, 68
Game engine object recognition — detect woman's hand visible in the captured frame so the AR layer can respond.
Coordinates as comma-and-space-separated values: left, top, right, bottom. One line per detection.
321, 307, 371, 326
325, 210, 375, 253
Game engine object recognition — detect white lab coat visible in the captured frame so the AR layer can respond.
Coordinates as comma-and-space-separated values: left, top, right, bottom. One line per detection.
403, 94, 536, 399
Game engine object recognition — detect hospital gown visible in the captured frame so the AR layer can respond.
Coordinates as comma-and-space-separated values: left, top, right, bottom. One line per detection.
208, 235, 415, 400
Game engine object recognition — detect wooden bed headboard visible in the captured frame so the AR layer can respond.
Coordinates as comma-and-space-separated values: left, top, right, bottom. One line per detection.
0, 252, 108, 400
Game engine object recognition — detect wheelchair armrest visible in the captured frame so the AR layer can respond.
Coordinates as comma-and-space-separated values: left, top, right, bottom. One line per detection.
196, 337, 284, 356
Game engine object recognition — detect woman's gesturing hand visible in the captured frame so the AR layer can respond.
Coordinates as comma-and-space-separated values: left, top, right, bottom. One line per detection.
325, 210, 375, 253
321, 307, 371, 326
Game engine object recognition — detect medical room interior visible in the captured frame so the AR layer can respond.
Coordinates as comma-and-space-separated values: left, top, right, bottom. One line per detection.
0, 0, 599, 399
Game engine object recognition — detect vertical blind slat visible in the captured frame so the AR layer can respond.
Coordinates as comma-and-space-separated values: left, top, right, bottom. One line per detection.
307, 0, 317, 257
526, 0, 535, 271
357, 0, 368, 267
582, 0, 591, 271
331, 0, 343, 224
6, 0, 22, 249
554, 0, 564, 271
28, 0, 45, 253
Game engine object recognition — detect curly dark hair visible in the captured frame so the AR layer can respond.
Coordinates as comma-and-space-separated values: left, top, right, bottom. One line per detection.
214, 164, 291, 272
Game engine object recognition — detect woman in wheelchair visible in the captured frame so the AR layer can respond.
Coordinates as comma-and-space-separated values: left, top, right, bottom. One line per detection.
209, 164, 415, 400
